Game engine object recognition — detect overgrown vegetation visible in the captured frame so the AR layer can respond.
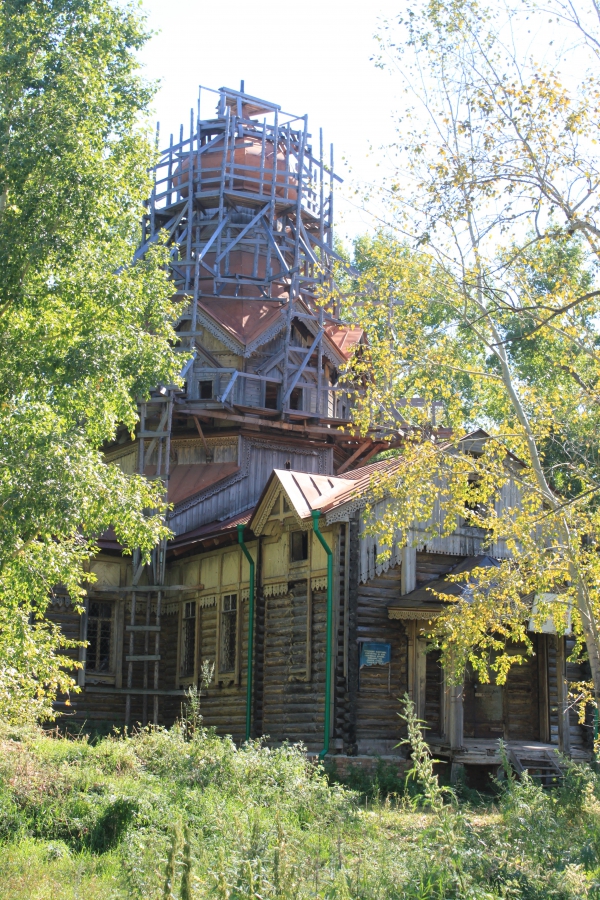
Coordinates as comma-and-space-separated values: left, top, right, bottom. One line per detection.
2, 712, 600, 899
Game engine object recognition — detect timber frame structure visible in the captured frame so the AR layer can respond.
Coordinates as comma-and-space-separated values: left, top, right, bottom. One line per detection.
48, 86, 593, 780
51, 84, 391, 728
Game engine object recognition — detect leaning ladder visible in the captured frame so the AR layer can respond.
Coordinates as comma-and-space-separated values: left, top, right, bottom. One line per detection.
124, 392, 174, 727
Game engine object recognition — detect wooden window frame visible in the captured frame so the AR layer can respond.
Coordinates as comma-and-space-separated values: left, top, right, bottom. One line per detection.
216, 592, 241, 685
85, 599, 116, 676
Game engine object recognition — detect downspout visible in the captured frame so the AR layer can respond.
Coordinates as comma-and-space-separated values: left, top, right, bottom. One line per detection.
312, 510, 333, 760
237, 524, 255, 742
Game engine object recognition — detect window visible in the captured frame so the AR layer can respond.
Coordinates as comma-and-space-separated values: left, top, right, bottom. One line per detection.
289, 387, 303, 410
464, 478, 486, 519
87, 601, 113, 672
181, 601, 196, 677
290, 531, 308, 563
220, 594, 238, 672
265, 382, 279, 409
199, 380, 213, 400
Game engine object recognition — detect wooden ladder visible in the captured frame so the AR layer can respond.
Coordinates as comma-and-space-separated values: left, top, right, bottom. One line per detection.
124, 392, 174, 727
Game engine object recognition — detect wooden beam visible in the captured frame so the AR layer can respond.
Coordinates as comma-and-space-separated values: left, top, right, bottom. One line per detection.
192, 415, 210, 456
176, 404, 354, 437
556, 636, 571, 755
537, 632, 550, 743
352, 442, 387, 467
336, 440, 371, 475
282, 329, 324, 405
92, 584, 204, 592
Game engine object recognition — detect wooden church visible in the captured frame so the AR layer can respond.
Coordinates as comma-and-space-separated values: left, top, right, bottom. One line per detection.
48, 85, 592, 778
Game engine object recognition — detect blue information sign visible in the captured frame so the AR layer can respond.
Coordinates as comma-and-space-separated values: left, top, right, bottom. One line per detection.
360, 642, 391, 667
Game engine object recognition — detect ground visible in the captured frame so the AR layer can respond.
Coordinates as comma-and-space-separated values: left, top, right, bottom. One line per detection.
1, 716, 600, 900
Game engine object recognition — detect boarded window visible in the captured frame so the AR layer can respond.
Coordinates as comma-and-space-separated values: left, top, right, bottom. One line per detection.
290, 531, 308, 563
220, 594, 238, 672
289, 387, 303, 410
265, 382, 279, 409
87, 601, 113, 672
181, 601, 196, 677
199, 380, 213, 400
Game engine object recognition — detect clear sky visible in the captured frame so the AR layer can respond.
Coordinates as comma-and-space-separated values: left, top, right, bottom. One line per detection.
138, 0, 403, 245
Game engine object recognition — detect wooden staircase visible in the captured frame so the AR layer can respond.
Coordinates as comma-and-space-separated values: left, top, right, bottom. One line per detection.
507, 748, 564, 787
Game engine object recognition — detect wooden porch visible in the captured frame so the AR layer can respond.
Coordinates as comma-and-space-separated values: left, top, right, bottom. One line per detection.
428, 736, 592, 767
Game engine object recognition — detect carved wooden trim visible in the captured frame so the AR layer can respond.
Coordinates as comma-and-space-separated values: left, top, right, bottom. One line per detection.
388, 608, 442, 620
263, 581, 288, 598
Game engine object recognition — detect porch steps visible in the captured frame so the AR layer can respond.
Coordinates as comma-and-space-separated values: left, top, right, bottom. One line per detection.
508, 748, 564, 787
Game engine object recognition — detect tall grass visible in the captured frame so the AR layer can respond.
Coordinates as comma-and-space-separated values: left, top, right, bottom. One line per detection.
1, 710, 600, 898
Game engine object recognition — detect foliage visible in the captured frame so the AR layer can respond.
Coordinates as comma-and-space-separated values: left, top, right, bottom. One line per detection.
162, 826, 181, 900
326, 755, 407, 801
0, 0, 185, 722
3, 724, 600, 898
178, 660, 215, 741
397, 694, 452, 810
343, 0, 600, 699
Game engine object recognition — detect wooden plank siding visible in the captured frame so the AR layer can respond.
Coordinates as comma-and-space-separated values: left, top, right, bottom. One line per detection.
354, 565, 408, 755
169, 438, 333, 536
261, 587, 328, 751
48, 502, 592, 763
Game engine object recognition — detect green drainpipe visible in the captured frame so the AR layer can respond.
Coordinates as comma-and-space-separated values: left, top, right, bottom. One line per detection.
237, 524, 255, 742
311, 510, 333, 760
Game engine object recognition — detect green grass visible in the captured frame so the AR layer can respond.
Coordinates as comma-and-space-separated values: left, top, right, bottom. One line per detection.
2, 717, 600, 899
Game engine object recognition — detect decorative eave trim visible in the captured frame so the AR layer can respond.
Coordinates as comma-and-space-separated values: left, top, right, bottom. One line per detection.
263, 581, 288, 598
244, 315, 286, 357
321, 337, 346, 368
126, 599, 180, 615
49, 594, 73, 610
311, 576, 328, 592
388, 608, 442, 621
171, 435, 239, 448
324, 494, 369, 525
195, 307, 244, 356
250, 479, 281, 536
252, 482, 311, 534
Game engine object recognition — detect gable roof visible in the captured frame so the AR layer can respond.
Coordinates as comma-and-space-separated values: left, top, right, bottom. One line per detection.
194, 295, 365, 363
249, 457, 401, 534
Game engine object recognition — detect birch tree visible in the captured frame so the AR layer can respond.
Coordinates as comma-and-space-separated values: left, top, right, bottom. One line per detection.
348, 0, 600, 706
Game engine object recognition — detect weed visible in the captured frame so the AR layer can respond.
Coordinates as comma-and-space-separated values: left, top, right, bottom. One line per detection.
1, 720, 600, 898
397, 693, 453, 810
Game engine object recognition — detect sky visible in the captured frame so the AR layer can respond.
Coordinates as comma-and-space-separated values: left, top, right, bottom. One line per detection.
138, 0, 403, 245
